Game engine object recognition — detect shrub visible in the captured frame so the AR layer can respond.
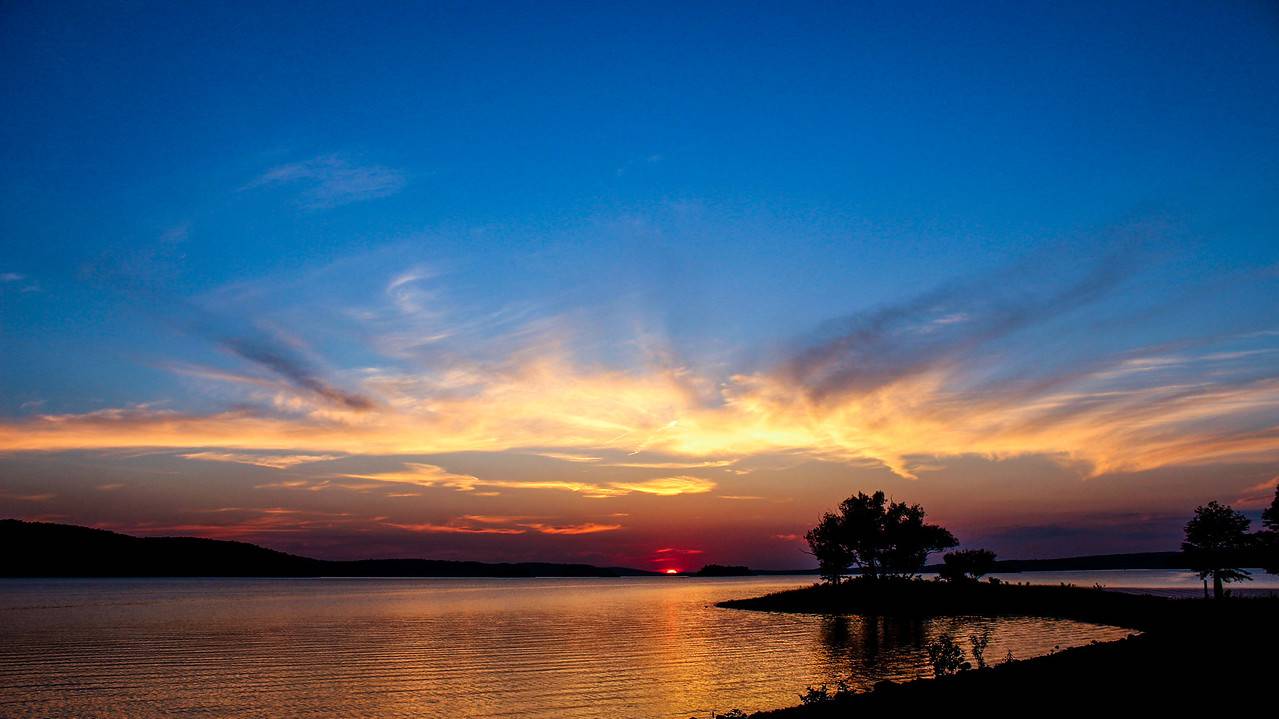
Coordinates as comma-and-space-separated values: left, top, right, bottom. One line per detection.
926, 633, 971, 676
938, 548, 997, 582
800, 685, 830, 704
969, 629, 991, 669
799, 679, 851, 704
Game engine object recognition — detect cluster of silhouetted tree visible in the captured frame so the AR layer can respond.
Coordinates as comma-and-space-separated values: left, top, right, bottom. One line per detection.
805, 490, 966, 583
1183, 486, 1279, 599
937, 548, 997, 583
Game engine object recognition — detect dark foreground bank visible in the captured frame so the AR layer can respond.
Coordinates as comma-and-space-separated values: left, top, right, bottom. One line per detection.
716, 580, 1279, 716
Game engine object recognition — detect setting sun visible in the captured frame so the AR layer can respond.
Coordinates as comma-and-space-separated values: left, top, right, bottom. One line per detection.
665, 569, 679, 575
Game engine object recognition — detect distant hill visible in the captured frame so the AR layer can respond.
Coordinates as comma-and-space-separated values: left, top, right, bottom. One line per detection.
985, 552, 1189, 572
5, 519, 1252, 578
0, 519, 657, 578
694, 564, 754, 576
925, 550, 1269, 573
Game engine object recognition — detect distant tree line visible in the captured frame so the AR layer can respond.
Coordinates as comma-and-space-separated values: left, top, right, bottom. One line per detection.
694, 564, 753, 577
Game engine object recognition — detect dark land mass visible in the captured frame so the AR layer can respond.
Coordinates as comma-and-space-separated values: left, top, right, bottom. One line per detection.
694, 564, 755, 577
719, 579, 1278, 716
937, 548, 1267, 572
0, 519, 658, 577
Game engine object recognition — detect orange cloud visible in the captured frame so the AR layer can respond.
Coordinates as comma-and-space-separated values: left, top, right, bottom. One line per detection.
385, 522, 526, 535
342, 464, 714, 498
2, 340, 1278, 484
523, 522, 622, 535
180, 451, 343, 469
609, 476, 716, 496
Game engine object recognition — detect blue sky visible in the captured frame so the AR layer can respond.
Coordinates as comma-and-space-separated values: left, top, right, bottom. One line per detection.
2, 1, 1278, 565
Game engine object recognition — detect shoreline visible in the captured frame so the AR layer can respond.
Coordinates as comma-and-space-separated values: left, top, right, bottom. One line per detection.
714, 579, 1278, 715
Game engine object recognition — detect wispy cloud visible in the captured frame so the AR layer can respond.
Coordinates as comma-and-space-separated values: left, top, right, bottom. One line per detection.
523, 522, 623, 535
215, 331, 375, 411
531, 453, 735, 470
382, 516, 622, 535
1235, 475, 1279, 508
179, 451, 343, 469
159, 223, 190, 244
778, 249, 1133, 401
615, 153, 663, 177
609, 476, 716, 496
343, 464, 716, 498
1, 271, 40, 293
386, 522, 527, 535
245, 154, 406, 209
0, 491, 55, 502
2, 250, 1278, 486
98, 507, 364, 540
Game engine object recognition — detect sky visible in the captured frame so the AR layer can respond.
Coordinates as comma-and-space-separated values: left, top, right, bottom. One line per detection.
2, 1, 1278, 569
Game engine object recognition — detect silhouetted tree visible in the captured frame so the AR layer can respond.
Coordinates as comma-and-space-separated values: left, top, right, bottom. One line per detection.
1182, 501, 1252, 599
939, 548, 997, 583
806, 511, 857, 583
1261, 486, 1279, 575
806, 490, 957, 582
881, 500, 959, 578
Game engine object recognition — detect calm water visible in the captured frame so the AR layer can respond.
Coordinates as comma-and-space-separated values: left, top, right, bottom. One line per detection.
0, 576, 1133, 718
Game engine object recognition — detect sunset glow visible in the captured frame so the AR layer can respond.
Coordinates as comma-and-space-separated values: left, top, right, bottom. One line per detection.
2, 1, 1277, 570
5, 6, 1279, 719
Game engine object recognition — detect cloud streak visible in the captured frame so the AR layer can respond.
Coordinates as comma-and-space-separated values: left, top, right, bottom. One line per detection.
342, 464, 717, 498
246, 154, 406, 209
2, 251, 1277, 485
216, 332, 375, 411
780, 251, 1133, 401
179, 451, 343, 469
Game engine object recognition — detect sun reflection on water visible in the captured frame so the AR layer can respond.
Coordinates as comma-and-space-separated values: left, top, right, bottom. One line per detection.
0, 577, 1131, 718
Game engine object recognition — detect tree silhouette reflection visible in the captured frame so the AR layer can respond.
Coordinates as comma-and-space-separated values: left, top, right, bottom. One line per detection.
817, 614, 928, 685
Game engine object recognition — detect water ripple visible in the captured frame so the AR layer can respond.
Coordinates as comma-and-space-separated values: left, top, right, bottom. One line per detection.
0, 578, 1131, 718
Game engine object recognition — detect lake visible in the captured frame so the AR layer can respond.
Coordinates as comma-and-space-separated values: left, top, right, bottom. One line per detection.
0, 575, 1140, 718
